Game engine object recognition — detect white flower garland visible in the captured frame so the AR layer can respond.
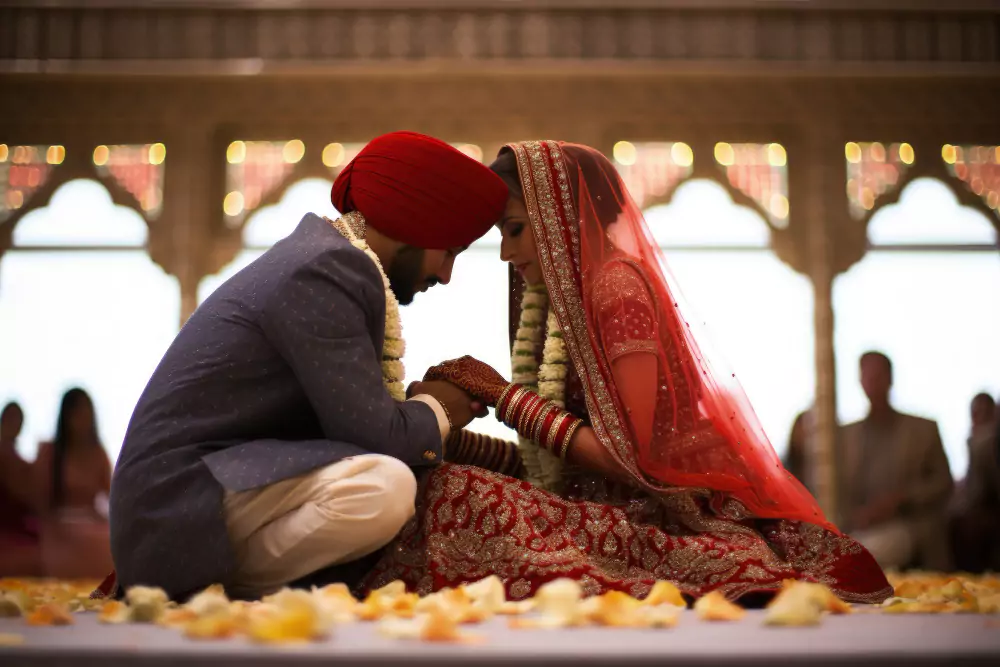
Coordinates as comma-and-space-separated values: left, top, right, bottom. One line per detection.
511, 284, 569, 491
326, 213, 407, 402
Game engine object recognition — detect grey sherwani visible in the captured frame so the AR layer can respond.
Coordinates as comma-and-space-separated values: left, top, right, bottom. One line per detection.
110, 213, 441, 599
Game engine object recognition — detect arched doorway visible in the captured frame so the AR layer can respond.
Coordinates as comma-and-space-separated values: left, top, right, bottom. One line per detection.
834, 177, 1000, 477
0, 180, 180, 462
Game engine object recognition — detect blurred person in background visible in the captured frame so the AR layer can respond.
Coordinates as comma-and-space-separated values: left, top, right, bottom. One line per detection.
35, 388, 113, 579
950, 392, 1000, 573
837, 352, 953, 571
0, 401, 42, 576
784, 406, 816, 495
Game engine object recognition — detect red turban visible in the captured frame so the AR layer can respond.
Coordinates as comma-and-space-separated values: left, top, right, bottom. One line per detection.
331, 131, 508, 250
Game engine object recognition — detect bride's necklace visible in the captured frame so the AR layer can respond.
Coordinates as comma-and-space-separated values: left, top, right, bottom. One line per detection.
326, 212, 407, 402
511, 284, 569, 491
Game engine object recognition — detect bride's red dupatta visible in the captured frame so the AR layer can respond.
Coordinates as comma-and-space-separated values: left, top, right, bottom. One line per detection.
507, 140, 832, 527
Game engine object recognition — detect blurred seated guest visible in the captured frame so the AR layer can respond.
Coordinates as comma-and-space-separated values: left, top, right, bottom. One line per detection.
0, 401, 42, 576
784, 406, 816, 495
836, 352, 953, 571
950, 393, 1000, 573
35, 388, 113, 579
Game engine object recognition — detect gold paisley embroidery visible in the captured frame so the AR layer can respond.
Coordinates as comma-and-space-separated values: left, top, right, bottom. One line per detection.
360, 465, 891, 604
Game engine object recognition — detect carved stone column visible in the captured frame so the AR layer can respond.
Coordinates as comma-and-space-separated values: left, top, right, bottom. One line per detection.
148, 125, 225, 327
803, 131, 843, 520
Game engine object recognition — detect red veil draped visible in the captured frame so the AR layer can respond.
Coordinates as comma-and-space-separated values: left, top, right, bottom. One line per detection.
505, 140, 831, 530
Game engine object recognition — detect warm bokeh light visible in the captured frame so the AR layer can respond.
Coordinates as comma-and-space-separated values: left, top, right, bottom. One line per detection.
140, 192, 160, 212
322, 143, 346, 168
767, 143, 787, 167
148, 143, 166, 166
861, 187, 875, 210
227, 141, 247, 164
869, 142, 886, 163
713, 142, 734, 166
613, 140, 637, 166
282, 139, 305, 164
6, 190, 24, 209
46, 145, 65, 165
898, 142, 914, 165
845, 142, 862, 164
93, 145, 109, 166
0, 144, 8, 162
223, 191, 245, 217
770, 193, 790, 219
671, 142, 694, 167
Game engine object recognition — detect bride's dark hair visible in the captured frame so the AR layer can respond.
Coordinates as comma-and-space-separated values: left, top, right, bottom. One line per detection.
489, 144, 624, 227
488, 147, 523, 200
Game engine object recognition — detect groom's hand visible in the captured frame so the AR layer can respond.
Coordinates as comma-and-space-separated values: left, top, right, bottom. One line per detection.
411, 380, 487, 430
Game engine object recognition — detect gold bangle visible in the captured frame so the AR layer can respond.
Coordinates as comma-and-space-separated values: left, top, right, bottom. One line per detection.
497, 384, 517, 412
544, 411, 563, 452
558, 418, 583, 460
503, 387, 527, 426
532, 402, 557, 444
518, 393, 543, 435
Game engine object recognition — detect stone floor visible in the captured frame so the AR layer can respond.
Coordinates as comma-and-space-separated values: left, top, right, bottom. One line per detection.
2, 609, 999, 667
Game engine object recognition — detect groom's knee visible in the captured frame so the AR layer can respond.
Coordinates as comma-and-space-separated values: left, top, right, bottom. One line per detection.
364, 455, 418, 535
312, 454, 418, 542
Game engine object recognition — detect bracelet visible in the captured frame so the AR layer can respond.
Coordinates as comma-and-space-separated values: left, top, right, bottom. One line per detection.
437, 399, 455, 433
558, 417, 583, 460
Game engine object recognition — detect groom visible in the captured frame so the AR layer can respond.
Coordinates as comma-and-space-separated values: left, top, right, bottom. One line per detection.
107, 131, 508, 600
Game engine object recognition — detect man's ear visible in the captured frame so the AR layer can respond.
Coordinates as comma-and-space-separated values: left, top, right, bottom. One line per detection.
406, 381, 422, 399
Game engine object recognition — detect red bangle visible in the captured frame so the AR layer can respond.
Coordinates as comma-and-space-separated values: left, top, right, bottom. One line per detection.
533, 403, 559, 446
519, 394, 547, 435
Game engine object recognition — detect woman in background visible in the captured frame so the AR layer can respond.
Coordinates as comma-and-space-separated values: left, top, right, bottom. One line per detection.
35, 388, 113, 579
0, 401, 42, 576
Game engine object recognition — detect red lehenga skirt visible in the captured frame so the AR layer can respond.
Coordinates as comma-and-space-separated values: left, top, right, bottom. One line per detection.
359, 464, 893, 604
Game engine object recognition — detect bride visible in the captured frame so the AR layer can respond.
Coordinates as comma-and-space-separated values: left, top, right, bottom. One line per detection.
359, 141, 892, 604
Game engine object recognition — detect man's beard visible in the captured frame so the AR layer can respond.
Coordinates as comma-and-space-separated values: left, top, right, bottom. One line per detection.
387, 245, 435, 305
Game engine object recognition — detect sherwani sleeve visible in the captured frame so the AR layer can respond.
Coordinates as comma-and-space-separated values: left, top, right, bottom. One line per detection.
260, 247, 442, 467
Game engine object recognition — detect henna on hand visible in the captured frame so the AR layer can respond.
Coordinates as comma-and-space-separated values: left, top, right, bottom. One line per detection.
423, 356, 510, 406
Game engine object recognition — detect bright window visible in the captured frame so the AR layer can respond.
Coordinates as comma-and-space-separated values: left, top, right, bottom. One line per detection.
0, 180, 180, 462
834, 178, 1000, 477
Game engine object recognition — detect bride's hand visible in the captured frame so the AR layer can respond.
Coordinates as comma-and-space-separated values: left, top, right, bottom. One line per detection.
423, 356, 509, 406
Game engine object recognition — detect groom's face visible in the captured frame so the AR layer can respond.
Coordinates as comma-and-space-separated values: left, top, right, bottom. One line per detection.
387, 245, 463, 305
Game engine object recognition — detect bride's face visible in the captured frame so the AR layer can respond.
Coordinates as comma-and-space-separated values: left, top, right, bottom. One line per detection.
498, 195, 543, 285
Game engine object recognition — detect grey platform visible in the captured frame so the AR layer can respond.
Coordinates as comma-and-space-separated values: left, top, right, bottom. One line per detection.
2, 610, 999, 667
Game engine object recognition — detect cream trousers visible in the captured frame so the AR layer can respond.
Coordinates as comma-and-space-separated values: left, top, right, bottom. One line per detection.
222, 454, 417, 598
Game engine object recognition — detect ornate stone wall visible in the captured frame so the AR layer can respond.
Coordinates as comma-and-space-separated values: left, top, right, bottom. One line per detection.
1, 0, 998, 517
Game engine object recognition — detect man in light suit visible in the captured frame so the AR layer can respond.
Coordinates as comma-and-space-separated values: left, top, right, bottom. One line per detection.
836, 352, 953, 571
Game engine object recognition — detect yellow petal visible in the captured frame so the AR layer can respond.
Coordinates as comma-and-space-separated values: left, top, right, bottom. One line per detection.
694, 591, 745, 622
98, 600, 131, 625
644, 581, 686, 607
26, 603, 74, 626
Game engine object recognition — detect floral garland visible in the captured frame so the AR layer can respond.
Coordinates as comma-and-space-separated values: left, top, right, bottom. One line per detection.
326, 212, 407, 402
511, 284, 569, 491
